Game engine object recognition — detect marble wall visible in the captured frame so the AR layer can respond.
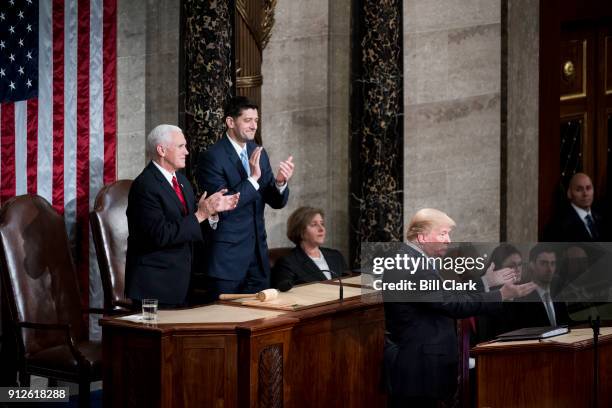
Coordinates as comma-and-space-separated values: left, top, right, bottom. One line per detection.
261, 0, 351, 255
115, 0, 540, 246
505, 0, 539, 241
116, 0, 180, 180
403, 0, 502, 241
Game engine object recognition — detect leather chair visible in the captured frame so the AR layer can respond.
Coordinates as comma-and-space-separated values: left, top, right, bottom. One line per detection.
0, 195, 102, 407
90, 180, 133, 313
268, 247, 293, 269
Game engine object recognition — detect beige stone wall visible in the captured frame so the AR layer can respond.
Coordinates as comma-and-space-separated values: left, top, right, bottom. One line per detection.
403, 0, 502, 241
116, 0, 533, 248
506, 0, 539, 241
262, 0, 351, 256
116, 0, 180, 180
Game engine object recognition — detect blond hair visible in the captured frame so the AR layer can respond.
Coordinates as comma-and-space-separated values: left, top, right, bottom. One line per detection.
406, 208, 456, 241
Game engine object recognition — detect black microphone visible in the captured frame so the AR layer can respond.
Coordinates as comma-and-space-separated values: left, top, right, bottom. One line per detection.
322, 269, 343, 301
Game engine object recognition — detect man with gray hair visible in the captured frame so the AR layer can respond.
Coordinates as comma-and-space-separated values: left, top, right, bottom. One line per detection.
125, 124, 239, 308
383, 208, 536, 407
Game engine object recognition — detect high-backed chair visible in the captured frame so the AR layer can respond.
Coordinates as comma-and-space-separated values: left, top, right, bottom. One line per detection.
0, 195, 102, 407
268, 247, 293, 269
90, 180, 132, 313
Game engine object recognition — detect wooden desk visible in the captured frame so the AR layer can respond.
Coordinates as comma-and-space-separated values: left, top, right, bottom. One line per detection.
100, 284, 385, 407
473, 327, 612, 408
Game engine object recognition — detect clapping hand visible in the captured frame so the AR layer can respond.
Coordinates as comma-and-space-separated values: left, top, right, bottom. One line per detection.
249, 147, 262, 181
275, 155, 294, 185
195, 189, 239, 222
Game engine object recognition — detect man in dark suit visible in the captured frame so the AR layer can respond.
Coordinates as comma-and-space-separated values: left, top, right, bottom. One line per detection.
383, 209, 536, 407
197, 96, 294, 296
546, 172, 607, 242
125, 124, 239, 308
512, 243, 570, 328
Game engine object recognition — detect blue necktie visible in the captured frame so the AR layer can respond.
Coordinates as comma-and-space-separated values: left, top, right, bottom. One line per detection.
585, 214, 598, 239
240, 149, 250, 177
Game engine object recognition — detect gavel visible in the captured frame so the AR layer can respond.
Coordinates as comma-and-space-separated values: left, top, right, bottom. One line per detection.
219, 288, 279, 302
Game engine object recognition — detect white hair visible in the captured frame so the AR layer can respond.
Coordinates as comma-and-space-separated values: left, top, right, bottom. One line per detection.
146, 124, 183, 160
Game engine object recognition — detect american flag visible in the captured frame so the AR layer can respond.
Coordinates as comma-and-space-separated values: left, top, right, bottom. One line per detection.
0, 0, 117, 331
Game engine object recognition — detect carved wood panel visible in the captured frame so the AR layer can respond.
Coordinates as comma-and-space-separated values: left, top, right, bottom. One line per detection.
560, 38, 587, 100
258, 344, 283, 408
176, 336, 236, 408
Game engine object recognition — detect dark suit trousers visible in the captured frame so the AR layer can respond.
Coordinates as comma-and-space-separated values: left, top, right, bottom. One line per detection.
207, 251, 269, 298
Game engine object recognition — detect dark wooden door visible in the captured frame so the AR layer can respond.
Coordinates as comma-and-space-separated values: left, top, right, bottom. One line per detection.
539, 1, 612, 237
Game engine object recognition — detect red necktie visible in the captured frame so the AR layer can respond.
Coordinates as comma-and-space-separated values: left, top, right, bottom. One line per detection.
171, 176, 187, 214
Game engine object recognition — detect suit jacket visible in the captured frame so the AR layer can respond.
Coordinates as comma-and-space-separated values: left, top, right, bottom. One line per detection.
271, 246, 348, 289
511, 289, 570, 329
197, 136, 289, 281
545, 203, 606, 242
382, 245, 501, 400
125, 162, 203, 304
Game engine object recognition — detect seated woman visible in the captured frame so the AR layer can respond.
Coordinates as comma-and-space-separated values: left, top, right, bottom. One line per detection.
271, 206, 348, 291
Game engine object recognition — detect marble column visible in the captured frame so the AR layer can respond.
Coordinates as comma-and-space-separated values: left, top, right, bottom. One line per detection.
350, 0, 404, 266
181, 0, 234, 184
504, 0, 539, 241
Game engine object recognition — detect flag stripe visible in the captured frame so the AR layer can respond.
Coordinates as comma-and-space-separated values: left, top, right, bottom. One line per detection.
90, 0, 104, 206
37, 0, 53, 203
103, 0, 117, 184
89, 0, 105, 314
27, 98, 38, 194
1, 104, 15, 203
14, 101, 27, 196
77, 0, 91, 314
1, 0, 117, 338
64, 0, 78, 245
52, 0, 65, 213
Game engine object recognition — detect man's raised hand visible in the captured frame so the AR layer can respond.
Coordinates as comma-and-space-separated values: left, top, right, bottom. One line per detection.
275, 155, 294, 185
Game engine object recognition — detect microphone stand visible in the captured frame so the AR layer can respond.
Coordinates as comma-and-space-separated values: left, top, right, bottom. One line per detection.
324, 270, 343, 301
589, 315, 600, 408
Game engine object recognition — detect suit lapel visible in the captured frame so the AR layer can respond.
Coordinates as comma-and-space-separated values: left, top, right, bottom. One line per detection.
148, 162, 187, 213
568, 207, 592, 240
321, 248, 341, 277
297, 247, 328, 280
176, 173, 194, 213
221, 135, 248, 180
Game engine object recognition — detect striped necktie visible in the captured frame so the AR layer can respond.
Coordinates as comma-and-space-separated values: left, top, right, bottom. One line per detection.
585, 214, 598, 239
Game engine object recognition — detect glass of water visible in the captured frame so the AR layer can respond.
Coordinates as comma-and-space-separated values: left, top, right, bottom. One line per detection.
142, 299, 158, 322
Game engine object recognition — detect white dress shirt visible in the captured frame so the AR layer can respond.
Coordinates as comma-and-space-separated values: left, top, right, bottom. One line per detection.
226, 134, 287, 193
571, 203, 594, 237
151, 160, 218, 227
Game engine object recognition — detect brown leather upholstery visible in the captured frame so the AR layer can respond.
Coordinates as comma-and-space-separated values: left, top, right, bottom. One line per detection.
268, 247, 293, 269
0, 194, 101, 406
90, 180, 132, 312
